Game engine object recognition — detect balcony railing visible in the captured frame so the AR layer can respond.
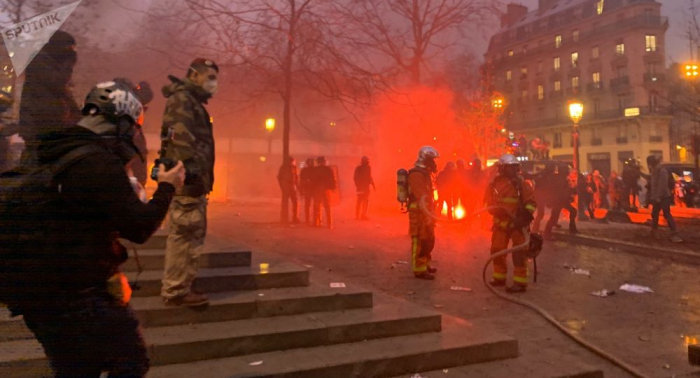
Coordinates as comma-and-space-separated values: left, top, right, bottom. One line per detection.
610, 76, 630, 89
643, 73, 665, 84
616, 137, 628, 144
587, 82, 604, 92
488, 14, 668, 66
591, 137, 603, 146
649, 135, 663, 143
507, 106, 670, 130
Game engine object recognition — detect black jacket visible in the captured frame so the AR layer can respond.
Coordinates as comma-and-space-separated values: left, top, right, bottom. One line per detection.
35, 127, 174, 293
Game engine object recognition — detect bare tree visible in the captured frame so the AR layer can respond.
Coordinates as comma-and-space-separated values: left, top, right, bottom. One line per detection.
147, 0, 376, 159
339, 0, 501, 85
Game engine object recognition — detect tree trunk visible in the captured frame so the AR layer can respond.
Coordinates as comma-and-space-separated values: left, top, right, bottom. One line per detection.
282, 3, 296, 161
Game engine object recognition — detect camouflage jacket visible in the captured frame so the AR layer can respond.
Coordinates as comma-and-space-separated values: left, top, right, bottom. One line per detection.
161, 76, 215, 197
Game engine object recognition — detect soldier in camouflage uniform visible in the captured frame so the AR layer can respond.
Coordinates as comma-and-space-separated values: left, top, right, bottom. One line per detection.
159, 58, 218, 307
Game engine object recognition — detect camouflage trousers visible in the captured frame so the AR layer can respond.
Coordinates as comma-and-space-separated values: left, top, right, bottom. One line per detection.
161, 195, 208, 299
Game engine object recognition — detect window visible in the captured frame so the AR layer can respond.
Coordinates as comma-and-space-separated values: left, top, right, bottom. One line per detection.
592, 72, 601, 87
646, 35, 657, 52
596, 0, 604, 15
616, 41, 625, 55
555, 35, 562, 48
554, 80, 561, 92
573, 30, 579, 42
508, 50, 514, 57
554, 57, 561, 71
618, 95, 627, 110
649, 92, 658, 111
571, 52, 579, 67
591, 46, 600, 59
554, 133, 562, 148
571, 76, 580, 88
538, 85, 545, 100
506, 70, 512, 81
521, 66, 528, 75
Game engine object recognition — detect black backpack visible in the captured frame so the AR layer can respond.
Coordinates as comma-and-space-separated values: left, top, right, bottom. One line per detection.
0, 145, 104, 313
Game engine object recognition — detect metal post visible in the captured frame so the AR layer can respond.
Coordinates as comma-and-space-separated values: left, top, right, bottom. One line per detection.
573, 122, 580, 172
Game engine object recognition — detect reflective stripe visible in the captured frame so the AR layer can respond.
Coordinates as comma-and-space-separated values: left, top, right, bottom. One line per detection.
513, 275, 528, 284
409, 203, 418, 209
412, 237, 427, 273
493, 272, 507, 279
525, 204, 536, 212
498, 198, 519, 204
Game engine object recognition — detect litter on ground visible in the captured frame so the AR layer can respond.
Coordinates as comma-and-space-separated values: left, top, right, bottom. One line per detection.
619, 284, 654, 294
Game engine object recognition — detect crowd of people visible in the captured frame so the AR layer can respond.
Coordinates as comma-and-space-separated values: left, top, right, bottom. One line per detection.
434, 158, 488, 222
277, 155, 339, 228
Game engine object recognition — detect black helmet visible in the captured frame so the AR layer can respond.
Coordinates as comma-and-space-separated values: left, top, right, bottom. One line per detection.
82, 80, 143, 125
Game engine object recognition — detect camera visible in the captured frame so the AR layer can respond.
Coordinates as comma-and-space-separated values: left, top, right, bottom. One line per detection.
150, 157, 177, 181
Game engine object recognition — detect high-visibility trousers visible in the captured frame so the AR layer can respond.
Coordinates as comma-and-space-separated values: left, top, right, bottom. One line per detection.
490, 228, 528, 286
409, 207, 435, 274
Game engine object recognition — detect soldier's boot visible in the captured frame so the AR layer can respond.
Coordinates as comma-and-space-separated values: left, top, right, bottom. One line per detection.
414, 271, 435, 280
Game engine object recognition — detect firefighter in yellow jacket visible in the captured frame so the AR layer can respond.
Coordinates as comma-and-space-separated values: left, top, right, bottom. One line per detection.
484, 154, 536, 293
407, 146, 440, 280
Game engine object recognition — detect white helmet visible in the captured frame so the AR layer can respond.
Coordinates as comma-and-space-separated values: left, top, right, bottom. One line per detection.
498, 154, 519, 166
415, 146, 440, 167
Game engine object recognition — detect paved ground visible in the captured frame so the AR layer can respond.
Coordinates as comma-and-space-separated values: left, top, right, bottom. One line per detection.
208, 200, 700, 378
562, 208, 700, 252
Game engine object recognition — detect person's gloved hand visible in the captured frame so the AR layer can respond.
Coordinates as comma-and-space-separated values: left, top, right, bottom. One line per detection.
515, 209, 535, 228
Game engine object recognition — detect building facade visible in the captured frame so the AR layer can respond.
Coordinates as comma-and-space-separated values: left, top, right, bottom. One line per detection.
485, 0, 670, 177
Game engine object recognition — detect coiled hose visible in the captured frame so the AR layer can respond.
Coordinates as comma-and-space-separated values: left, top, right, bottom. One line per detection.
418, 197, 650, 378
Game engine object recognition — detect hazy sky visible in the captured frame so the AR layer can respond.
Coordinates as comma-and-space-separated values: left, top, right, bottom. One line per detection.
517, 0, 689, 63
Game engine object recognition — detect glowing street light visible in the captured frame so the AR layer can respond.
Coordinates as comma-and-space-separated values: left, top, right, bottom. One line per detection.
568, 100, 584, 172
684, 64, 699, 78
265, 118, 276, 133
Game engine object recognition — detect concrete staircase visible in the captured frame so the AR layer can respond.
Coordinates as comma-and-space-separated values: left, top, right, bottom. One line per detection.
0, 230, 594, 377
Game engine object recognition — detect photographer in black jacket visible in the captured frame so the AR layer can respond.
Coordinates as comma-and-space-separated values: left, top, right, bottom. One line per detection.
17, 80, 185, 377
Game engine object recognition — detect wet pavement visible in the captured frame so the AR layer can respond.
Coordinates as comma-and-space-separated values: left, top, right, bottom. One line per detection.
208, 201, 700, 378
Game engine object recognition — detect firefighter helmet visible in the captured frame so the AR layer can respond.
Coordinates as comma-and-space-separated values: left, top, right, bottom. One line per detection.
415, 146, 440, 168
498, 154, 519, 166
361, 156, 370, 165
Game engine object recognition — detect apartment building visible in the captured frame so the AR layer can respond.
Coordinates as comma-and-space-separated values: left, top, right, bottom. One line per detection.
485, 0, 670, 177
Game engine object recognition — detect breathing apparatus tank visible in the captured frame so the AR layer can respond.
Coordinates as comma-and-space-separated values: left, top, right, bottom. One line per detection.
397, 168, 409, 210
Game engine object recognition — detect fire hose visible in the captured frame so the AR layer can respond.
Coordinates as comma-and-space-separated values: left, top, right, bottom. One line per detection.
418, 196, 649, 378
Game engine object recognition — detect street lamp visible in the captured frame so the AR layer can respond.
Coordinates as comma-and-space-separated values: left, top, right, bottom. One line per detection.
265, 118, 276, 155
683, 63, 700, 182
568, 101, 584, 172
568, 100, 585, 220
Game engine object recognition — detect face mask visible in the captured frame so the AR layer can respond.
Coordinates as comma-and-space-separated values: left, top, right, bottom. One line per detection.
202, 79, 218, 95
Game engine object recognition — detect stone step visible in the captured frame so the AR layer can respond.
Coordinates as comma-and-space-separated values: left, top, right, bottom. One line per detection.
390, 346, 604, 378
133, 284, 373, 327
1, 299, 443, 370
131, 230, 168, 250
127, 262, 310, 297
147, 316, 518, 378
0, 285, 373, 342
122, 249, 252, 272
